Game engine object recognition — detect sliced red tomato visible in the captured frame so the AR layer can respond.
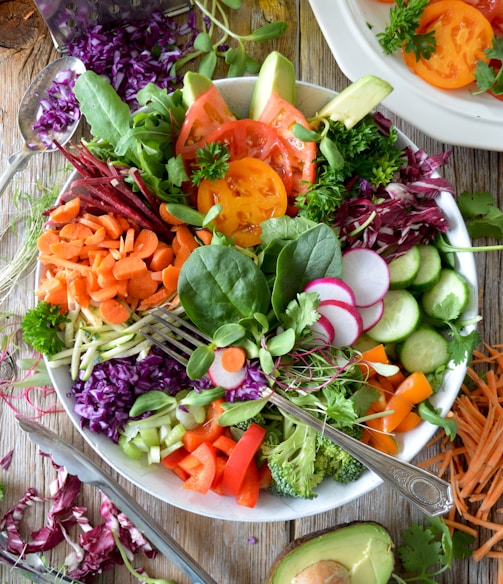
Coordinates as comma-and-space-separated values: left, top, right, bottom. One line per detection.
197, 157, 288, 247
403, 0, 494, 89
431, 0, 502, 21
258, 92, 317, 199
175, 84, 236, 166
201, 119, 293, 194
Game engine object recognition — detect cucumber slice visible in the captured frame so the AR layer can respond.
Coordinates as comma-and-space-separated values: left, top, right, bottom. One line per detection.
409, 245, 441, 293
366, 290, 420, 343
399, 326, 450, 374
388, 246, 421, 289
421, 269, 470, 321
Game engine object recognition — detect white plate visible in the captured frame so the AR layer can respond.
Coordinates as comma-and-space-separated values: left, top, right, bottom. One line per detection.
309, 0, 503, 151
47, 78, 478, 522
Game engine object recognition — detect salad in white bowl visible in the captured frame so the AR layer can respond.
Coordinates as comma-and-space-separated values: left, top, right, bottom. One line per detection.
23, 52, 478, 521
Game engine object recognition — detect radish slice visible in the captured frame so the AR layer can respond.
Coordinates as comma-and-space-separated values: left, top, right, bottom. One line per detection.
358, 300, 384, 332
317, 299, 363, 348
311, 314, 335, 344
304, 277, 356, 306
342, 248, 390, 307
208, 348, 246, 390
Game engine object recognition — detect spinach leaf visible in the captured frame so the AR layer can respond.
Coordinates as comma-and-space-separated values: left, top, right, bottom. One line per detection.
178, 246, 271, 336
74, 70, 130, 144
271, 223, 342, 318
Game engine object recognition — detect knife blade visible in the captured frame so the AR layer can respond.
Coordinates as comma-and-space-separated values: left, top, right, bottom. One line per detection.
17, 416, 218, 584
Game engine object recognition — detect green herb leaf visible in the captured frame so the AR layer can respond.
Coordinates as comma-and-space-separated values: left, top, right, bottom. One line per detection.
21, 301, 69, 356
458, 190, 503, 239
376, 0, 435, 60
417, 400, 457, 439
191, 142, 231, 186
129, 391, 175, 416
475, 36, 503, 95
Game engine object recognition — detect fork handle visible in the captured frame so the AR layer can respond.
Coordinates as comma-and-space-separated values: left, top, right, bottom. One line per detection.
268, 392, 453, 516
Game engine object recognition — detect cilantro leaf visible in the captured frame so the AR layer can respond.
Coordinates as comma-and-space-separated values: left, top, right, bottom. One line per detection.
399, 522, 443, 576
475, 35, 503, 96
418, 400, 457, 439
190, 142, 231, 186
376, 0, 436, 60
281, 292, 320, 337
458, 190, 503, 239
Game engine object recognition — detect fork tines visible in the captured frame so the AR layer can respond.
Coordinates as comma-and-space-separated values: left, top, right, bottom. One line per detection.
141, 307, 209, 366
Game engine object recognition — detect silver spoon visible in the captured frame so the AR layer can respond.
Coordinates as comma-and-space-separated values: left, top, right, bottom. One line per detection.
0, 56, 85, 197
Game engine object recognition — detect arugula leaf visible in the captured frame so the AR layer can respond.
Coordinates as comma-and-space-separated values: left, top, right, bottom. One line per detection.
191, 142, 231, 186
376, 0, 436, 60
457, 190, 503, 239
21, 301, 69, 356
474, 35, 503, 96
417, 400, 457, 439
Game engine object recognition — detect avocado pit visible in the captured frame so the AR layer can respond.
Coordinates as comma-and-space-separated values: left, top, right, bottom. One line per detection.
293, 559, 350, 584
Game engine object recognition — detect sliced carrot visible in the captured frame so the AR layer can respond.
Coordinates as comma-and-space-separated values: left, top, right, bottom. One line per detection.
49, 197, 81, 223
112, 256, 148, 281
89, 285, 119, 303
131, 229, 159, 259
161, 265, 180, 292
99, 297, 131, 324
38, 255, 91, 275
95, 252, 116, 275
174, 224, 199, 252
95, 213, 123, 239
98, 239, 121, 249
174, 244, 193, 269
159, 203, 186, 225
68, 276, 91, 309
149, 245, 174, 271
220, 346, 247, 373
127, 271, 159, 300
84, 226, 106, 246
79, 214, 103, 232
49, 240, 83, 260
137, 287, 172, 311
37, 230, 60, 253
59, 222, 94, 241
124, 227, 136, 254
196, 228, 213, 246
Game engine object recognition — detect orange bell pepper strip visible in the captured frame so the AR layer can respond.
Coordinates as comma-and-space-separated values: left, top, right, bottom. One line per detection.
182, 398, 225, 452
180, 442, 217, 494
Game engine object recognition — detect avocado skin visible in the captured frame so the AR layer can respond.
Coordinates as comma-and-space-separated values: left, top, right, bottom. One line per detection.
265, 521, 394, 584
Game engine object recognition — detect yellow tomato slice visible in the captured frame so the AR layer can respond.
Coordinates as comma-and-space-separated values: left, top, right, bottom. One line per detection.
197, 157, 287, 247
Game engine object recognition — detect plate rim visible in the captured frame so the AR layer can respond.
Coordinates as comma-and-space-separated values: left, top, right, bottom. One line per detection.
44, 78, 478, 522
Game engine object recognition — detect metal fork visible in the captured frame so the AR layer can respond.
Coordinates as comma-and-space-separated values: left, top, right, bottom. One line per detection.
142, 307, 453, 517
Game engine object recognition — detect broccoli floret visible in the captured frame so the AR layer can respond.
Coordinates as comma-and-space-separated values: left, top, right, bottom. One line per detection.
262, 421, 322, 499
233, 413, 267, 432
314, 427, 366, 485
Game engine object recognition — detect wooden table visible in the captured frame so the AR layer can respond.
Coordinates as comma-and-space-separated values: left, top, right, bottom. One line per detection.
0, 1, 501, 582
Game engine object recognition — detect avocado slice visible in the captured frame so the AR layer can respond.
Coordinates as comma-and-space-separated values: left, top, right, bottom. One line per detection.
181, 71, 213, 108
317, 75, 393, 129
265, 522, 394, 584
249, 51, 296, 119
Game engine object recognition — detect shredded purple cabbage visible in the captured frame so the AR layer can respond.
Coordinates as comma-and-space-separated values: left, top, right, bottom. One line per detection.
333, 146, 454, 260
225, 361, 269, 402
67, 10, 199, 106
71, 347, 196, 442
0, 460, 157, 582
32, 69, 81, 148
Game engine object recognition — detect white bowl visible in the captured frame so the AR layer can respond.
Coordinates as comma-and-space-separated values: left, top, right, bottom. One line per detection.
47, 78, 478, 522
309, 0, 503, 151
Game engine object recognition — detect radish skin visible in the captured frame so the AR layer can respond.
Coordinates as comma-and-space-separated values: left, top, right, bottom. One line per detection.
342, 248, 390, 307
311, 314, 335, 344
317, 300, 363, 348
304, 277, 355, 306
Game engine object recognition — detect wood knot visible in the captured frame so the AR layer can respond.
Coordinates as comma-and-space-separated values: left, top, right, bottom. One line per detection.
0, 0, 44, 50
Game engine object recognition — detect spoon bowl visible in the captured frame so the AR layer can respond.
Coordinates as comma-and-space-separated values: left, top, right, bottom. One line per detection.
0, 56, 85, 197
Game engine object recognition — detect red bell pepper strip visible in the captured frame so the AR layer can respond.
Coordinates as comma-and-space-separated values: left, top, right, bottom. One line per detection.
220, 423, 266, 497
236, 459, 260, 508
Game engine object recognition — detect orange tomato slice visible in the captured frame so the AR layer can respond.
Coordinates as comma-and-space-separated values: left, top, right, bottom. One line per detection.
403, 0, 494, 89
197, 157, 288, 247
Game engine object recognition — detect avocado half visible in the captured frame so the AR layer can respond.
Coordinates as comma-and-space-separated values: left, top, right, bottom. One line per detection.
265, 522, 394, 584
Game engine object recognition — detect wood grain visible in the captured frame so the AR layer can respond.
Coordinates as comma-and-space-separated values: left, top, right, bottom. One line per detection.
0, 1, 502, 582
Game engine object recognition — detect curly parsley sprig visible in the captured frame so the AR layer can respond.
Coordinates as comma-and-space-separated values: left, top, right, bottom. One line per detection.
191, 142, 231, 186
376, 0, 436, 61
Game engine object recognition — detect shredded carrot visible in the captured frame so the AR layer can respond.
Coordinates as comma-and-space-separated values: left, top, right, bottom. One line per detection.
418, 343, 503, 566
